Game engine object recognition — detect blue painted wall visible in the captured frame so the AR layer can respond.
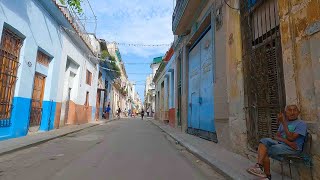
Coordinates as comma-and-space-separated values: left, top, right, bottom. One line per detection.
0, 97, 31, 141
39, 101, 56, 131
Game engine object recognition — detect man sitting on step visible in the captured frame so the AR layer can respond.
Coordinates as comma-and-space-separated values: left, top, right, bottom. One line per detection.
247, 105, 307, 180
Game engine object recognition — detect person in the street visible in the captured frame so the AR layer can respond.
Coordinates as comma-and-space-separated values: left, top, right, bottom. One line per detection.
141, 109, 145, 120
128, 109, 131, 117
246, 105, 307, 180
104, 104, 111, 120
117, 107, 121, 119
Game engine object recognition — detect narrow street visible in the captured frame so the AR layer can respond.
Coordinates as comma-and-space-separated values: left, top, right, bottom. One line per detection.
0, 0, 319, 179
0, 118, 224, 180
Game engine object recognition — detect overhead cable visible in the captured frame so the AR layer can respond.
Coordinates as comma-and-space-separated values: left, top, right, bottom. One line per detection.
60, 26, 171, 47
223, 0, 240, 10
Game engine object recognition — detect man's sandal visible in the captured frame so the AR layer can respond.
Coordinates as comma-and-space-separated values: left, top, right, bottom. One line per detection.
247, 163, 267, 178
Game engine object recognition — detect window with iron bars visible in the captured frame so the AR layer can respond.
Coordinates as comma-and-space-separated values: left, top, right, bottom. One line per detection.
86, 69, 92, 85
240, 0, 285, 149
0, 28, 23, 126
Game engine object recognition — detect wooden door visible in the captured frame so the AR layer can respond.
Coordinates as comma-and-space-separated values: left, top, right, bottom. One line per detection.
95, 90, 101, 120
187, 27, 217, 142
29, 73, 46, 127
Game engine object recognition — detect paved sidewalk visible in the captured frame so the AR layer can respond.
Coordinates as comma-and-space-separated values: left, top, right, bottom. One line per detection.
0, 118, 116, 156
150, 119, 284, 180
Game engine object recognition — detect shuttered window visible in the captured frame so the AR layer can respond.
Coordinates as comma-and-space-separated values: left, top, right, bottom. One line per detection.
86, 70, 92, 85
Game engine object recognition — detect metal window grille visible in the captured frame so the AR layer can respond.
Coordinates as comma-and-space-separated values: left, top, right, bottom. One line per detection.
240, 0, 286, 149
0, 28, 22, 126
86, 70, 92, 85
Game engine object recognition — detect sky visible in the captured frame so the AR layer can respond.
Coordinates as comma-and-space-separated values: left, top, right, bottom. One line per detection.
84, 0, 174, 101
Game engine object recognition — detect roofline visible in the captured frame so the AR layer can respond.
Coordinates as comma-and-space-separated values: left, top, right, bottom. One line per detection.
39, 0, 97, 58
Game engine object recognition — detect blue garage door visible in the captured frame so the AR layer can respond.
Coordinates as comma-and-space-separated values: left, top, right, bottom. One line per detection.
187, 26, 217, 142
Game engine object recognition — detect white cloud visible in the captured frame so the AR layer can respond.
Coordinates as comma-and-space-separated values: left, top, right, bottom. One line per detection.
88, 0, 174, 57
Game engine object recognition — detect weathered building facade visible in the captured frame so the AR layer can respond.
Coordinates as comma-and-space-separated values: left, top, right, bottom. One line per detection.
0, 0, 101, 139
144, 56, 162, 117
154, 48, 176, 126
276, 0, 320, 178
0, 0, 124, 141
0, 0, 67, 139
165, 0, 320, 178
107, 42, 129, 116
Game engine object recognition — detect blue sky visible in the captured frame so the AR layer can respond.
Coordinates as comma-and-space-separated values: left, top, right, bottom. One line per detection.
87, 0, 174, 101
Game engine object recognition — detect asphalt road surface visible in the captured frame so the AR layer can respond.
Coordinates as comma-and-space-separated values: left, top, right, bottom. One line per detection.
0, 118, 225, 180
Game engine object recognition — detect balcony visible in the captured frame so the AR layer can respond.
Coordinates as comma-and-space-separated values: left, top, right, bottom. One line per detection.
172, 0, 204, 35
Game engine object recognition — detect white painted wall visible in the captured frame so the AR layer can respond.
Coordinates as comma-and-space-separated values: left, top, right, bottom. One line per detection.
0, 0, 65, 102
56, 30, 98, 107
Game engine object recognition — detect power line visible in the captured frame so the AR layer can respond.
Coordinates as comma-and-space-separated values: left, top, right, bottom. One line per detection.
100, 66, 151, 75
123, 62, 152, 65
223, 0, 240, 10
108, 42, 171, 47
126, 73, 151, 75
90, 55, 153, 65
61, 26, 171, 47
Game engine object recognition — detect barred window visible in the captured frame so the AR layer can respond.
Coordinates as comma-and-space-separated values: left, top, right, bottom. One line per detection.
0, 28, 22, 121
86, 70, 92, 85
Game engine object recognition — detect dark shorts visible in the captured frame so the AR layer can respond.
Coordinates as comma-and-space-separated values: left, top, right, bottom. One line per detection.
260, 138, 300, 161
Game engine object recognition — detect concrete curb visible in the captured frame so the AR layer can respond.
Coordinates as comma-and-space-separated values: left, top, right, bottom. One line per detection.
0, 118, 118, 157
149, 119, 250, 180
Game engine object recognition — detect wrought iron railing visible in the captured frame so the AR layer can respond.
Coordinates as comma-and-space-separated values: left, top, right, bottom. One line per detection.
29, 106, 42, 127
58, 4, 98, 55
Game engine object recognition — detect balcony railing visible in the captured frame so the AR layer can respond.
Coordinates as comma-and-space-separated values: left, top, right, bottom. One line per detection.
58, 4, 98, 55
172, 0, 188, 34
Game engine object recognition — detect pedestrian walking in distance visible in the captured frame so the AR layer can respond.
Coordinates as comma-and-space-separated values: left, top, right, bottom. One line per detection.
141, 109, 145, 120
104, 104, 111, 120
117, 107, 121, 119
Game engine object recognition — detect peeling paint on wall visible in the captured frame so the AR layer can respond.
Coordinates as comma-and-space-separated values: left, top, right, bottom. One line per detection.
278, 0, 320, 178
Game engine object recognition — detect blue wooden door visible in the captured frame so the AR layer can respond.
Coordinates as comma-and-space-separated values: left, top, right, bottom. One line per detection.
199, 28, 215, 133
188, 41, 201, 129
187, 27, 217, 142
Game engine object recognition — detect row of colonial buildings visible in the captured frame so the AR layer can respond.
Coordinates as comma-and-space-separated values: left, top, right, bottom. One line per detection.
153, 0, 320, 179
0, 0, 141, 140
144, 56, 162, 116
